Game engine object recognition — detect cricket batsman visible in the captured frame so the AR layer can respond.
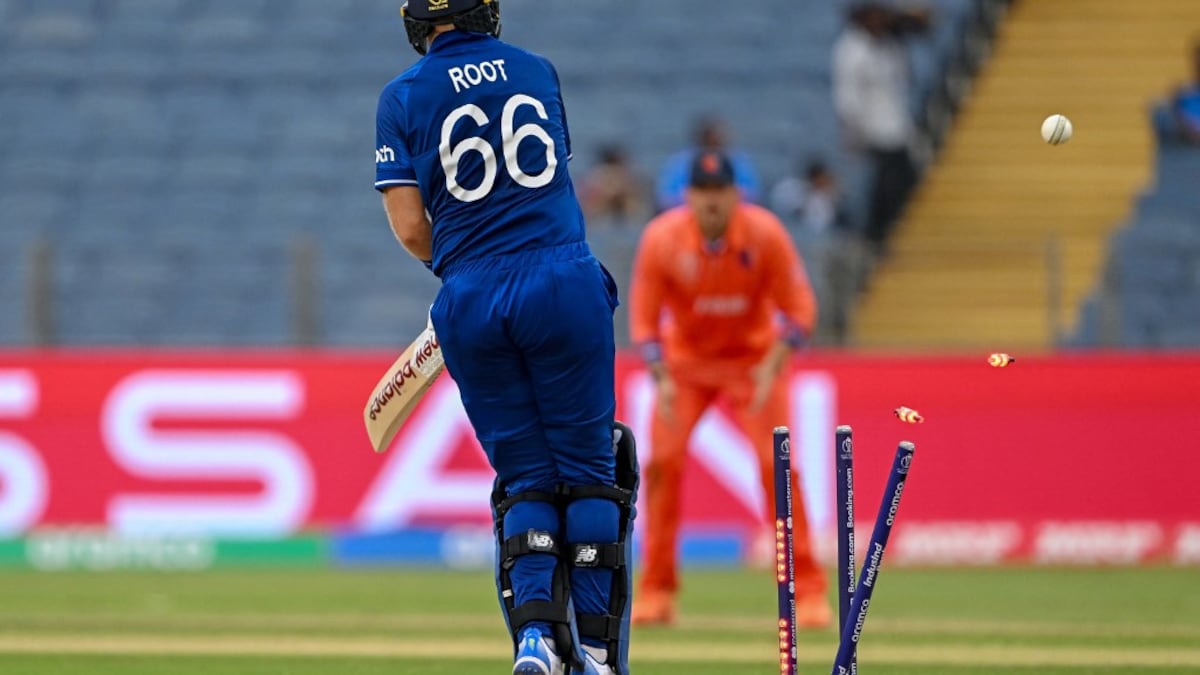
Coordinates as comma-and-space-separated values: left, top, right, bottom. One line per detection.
374, 2, 638, 673
629, 152, 831, 628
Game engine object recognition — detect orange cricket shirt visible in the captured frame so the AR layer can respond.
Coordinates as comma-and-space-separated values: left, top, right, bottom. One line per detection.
629, 203, 817, 375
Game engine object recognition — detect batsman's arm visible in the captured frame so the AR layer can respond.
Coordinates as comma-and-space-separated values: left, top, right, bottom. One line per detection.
381, 186, 433, 266
375, 85, 433, 268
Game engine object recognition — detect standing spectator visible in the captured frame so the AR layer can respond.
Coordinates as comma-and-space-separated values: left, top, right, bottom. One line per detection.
1155, 39, 1200, 145
655, 116, 762, 211
580, 144, 650, 227
833, 2, 932, 254
629, 152, 830, 628
770, 159, 864, 345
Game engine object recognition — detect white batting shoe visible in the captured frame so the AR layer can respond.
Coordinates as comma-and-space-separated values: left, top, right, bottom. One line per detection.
512, 628, 563, 675
582, 648, 615, 675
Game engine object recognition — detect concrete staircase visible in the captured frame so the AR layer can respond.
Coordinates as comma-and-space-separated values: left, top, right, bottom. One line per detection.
853, 0, 1200, 351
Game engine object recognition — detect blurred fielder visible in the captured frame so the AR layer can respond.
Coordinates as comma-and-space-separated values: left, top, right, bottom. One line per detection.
629, 152, 831, 628
375, 2, 638, 673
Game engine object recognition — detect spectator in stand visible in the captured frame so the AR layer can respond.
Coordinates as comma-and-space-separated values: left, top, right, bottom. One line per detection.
770, 159, 852, 235
1154, 38, 1200, 146
770, 159, 864, 345
832, 2, 932, 255
579, 144, 650, 227
655, 116, 761, 211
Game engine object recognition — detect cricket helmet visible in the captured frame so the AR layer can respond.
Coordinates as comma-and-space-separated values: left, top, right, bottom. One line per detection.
401, 0, 501, 55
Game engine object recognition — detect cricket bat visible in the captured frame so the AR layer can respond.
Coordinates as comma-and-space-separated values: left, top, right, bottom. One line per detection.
363, 326, 445, 452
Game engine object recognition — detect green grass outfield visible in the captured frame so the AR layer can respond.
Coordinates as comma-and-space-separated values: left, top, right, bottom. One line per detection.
0, 567, 1197, 674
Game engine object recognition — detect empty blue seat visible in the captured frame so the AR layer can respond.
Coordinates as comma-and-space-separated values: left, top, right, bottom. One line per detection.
0, 191, 66, 237
174, 155, 259, 190
1158, 325, 1200, 349
1154, 151, 1200, 200
0, 49, 86, 87
279, 0, 362, 19
192, 0, 275, 21
179, 16, 263, 48
1165, 293, 1200, 323
83, 45, 174, 84
1114, 291, 1168, 343
243, 48, 338, 85
85, 155, 167, 191
1111, 247, 1187, 293
105, 0, 189, 18
11, 12, 96, 48
273, 18, 355, 49
94, 17, 182, 51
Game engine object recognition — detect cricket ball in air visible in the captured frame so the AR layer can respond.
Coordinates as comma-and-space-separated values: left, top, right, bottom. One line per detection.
1041, 114, 1073, 145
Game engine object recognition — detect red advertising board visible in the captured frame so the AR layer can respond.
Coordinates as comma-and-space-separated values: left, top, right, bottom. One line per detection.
0, 350, 1198, 565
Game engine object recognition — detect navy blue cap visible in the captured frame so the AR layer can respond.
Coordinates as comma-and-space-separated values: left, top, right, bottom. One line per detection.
688, 152, 736, 188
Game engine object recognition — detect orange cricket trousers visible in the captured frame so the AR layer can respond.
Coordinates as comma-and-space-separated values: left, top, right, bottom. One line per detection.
639, 370, 826, 599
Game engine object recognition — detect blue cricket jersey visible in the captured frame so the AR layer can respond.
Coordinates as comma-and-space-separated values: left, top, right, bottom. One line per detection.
1178, 87, 1200, 128
375, 31, 585, 277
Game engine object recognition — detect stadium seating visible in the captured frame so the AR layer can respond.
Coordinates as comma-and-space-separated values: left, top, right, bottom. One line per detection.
0, 0, 980, 346
1070, 142, 1200, 348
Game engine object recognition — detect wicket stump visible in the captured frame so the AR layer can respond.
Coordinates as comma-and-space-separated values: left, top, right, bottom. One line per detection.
831, 441, 915, 675
772, 426, 798, 675
835, 425, 858, 675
